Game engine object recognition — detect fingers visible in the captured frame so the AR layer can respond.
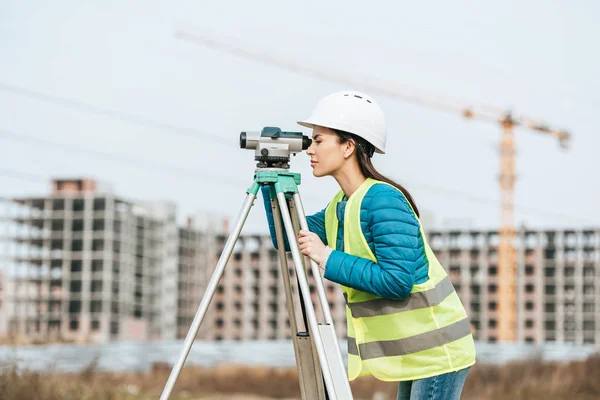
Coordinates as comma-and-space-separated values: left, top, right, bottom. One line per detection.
298, 241, 310, 250
297, 230, 310, 243
297, 229, 309, 238
298, 233, 310, 254
297, 230, 316, 257
297, 230, 316, 240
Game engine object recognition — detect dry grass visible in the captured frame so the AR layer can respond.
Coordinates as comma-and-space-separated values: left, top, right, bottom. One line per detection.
1, 355, 599, 400
0, 333, 85, 346
461, 354, 600, 400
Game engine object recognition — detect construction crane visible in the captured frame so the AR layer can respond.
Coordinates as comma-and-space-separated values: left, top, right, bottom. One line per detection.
174, 29, 572, 342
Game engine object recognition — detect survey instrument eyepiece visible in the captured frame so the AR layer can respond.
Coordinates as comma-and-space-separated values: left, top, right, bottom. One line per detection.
240, 126, 312, 168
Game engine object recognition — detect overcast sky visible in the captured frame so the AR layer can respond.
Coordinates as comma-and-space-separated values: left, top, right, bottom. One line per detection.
0, 1, 597, 234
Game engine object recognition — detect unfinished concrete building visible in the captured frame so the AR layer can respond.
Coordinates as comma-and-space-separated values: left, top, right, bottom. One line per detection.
177, 212, 222, 340
204, 228, 599, 345
0, 178, 179, 342
429, 228, 600, 345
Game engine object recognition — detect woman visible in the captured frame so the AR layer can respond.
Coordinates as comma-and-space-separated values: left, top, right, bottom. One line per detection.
262, 90, 476, 400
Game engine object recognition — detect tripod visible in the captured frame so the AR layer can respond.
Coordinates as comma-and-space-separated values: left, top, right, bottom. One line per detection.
159, 168, 354, 400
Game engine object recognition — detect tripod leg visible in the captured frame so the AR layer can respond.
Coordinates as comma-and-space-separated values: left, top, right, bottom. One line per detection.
275, 192, 341, 399
287, 197, 311, 329
272, 197, 324, 400
288, 197, 327, 398
271, 197, 301, 334
292, 193, 333, 323
292, 193, 354, 398
159, 192, 257, 400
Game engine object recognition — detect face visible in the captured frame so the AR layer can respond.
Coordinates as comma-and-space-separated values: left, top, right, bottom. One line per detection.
306, 126, 353, 177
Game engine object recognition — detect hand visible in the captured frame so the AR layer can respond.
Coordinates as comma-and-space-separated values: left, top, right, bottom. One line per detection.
297, 230, 326, 265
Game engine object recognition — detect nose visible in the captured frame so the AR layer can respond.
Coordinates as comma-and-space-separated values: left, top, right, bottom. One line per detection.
306, 141, 316, 156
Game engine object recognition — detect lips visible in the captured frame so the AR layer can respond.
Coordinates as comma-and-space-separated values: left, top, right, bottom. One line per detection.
310, 161, 318, 167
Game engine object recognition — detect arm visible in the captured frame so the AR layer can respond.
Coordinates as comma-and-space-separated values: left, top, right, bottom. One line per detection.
261, 185, 328, 250
323, 185, 424, 300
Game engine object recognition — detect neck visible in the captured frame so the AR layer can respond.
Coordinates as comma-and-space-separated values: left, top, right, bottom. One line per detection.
333, 161, 367, 199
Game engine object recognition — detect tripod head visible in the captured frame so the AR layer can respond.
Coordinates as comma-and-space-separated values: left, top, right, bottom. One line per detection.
240, 126, 312, 169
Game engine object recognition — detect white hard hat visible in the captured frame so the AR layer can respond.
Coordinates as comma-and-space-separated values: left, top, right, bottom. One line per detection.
298, 90, 387, 154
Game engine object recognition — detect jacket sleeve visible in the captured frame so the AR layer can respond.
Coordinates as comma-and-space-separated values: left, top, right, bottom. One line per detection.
323, 185, 421, 299
262, 185, 328, 250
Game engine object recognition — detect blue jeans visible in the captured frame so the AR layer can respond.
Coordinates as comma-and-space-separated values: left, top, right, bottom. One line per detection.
396, 367, 471, 400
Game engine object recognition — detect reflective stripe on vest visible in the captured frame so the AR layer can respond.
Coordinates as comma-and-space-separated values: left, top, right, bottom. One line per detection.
344, 275, 455, 318
347, 317, 471, 359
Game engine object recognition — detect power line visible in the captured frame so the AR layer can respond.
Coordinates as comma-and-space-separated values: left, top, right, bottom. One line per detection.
0, 83, 568, 215
0, 128, 247, 188
0, 82, 231, 146
0, 128, 589, 225
403, 180, 589, 225
0, 168, 47, 184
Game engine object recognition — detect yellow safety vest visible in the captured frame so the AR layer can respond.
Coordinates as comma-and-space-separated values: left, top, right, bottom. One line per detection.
324, 178, 476, 381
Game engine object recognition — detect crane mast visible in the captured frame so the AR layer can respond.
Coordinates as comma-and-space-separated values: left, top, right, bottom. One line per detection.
499, 115, 517, 341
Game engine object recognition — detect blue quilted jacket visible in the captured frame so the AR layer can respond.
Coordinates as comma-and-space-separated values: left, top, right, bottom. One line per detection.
261, 183, 429, 300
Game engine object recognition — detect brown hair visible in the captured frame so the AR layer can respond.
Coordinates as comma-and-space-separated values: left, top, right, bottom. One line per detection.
333, 129, 420, 218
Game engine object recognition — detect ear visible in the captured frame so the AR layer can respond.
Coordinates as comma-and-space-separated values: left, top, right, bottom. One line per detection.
343, 140, 356, 159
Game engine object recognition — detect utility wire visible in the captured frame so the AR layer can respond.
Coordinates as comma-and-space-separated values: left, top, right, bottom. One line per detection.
0, 129, 589, 225
402, 180, 590, 225
0, 168, 48, 184
0, 82, 231, 146
0, 83, 569, 211
0, 128, 248, 188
